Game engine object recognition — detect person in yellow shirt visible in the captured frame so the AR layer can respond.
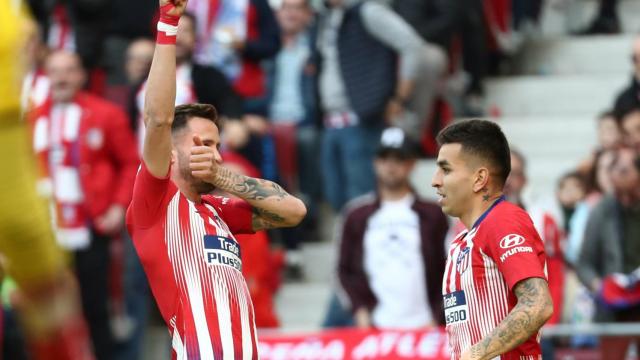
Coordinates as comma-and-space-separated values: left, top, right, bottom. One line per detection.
0, 1, 93, 359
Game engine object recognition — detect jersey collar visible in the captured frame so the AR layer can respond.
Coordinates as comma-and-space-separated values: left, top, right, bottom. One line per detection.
471, 195, 505, 230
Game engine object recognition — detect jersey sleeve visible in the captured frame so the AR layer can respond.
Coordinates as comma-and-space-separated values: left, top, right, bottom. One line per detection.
127, 161, 173, 228
483, 209, 547, 290
209, 196, 254, 234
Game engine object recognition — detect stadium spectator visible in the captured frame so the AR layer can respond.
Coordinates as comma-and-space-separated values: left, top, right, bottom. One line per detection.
124, 39, 155, 87
315, 0, 432, 211
577, 147, 640, 359
563, 150, 617, 349
556, 172, 588, 234
337, 128, 448, 329
29, 50, 139, 360
186, 0, 280, 108
266, 0, 320, 279
618, 108, 640, 149
269, 0, 318, 200
569, 150, 617, 265
612, 36, 640, 117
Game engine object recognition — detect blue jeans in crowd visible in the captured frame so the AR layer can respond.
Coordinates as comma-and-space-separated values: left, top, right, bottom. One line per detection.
321, 125, 382, 211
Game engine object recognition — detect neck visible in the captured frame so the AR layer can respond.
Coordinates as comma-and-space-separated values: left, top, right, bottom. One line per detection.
282, 32, 299, 46
379, 184, 412, 201
173, 175, 202, 203
460, 192, 503, 230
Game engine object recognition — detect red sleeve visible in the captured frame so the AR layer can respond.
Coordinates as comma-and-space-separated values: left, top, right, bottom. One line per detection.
483, 209, 547, 290
106, 104, 140, 208
207, 196, 254, 234
127, 161, 173, 228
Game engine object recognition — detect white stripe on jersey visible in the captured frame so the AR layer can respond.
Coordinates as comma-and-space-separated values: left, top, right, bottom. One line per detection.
459, 243, 476, 351
236, 275, 253, 360
214, 266, 234, 360
172, 325, 186, 360
186, 201, 216, 359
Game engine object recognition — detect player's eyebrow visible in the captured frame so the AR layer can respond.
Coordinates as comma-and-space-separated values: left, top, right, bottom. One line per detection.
436, 160, 450, 168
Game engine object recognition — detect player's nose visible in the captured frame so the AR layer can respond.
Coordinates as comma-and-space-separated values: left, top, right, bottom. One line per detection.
431, 169, 442, 188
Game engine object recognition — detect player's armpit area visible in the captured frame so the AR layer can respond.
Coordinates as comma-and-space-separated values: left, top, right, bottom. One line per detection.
466, 277, 553, 360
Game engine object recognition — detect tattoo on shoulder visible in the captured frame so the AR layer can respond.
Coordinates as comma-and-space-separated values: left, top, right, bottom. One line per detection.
514, 277, 548, 305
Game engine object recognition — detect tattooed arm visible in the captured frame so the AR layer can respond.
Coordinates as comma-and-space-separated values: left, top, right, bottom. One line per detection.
460, 277, 553, 360
210, 167, 307, 231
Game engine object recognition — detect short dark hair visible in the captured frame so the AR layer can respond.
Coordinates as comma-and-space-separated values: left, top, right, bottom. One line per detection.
437, 119, 511, 186
172, 103, 219, 134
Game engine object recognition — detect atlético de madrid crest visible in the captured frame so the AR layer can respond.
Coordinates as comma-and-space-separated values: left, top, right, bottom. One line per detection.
456, 247, 471, 274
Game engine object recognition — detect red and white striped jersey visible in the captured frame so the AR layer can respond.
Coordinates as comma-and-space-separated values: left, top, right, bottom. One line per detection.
442, 199, 547, 360
127, 163, 259, 360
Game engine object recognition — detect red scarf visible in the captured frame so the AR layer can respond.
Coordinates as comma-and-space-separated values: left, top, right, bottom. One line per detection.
32, 100, 90, 250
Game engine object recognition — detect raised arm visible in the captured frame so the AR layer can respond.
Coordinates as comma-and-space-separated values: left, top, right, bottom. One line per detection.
461, 278, 553, 360
142, 0, 188, 178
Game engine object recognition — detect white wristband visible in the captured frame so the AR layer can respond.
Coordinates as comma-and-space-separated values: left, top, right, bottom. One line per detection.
157, 21, 178, 36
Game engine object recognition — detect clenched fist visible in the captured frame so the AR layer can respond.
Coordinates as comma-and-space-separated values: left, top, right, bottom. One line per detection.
189, 135, 223, 183
159, 0, 189, 18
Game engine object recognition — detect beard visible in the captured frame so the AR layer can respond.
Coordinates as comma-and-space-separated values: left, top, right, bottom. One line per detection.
177, 149, 216, 195
378, 176, 408, 191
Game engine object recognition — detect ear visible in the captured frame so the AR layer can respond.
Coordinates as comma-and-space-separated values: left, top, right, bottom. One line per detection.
170, 149, 177, 164
472, 167, 490, 193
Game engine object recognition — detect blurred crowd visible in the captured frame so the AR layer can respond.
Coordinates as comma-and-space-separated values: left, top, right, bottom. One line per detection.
3, 0, 640, 359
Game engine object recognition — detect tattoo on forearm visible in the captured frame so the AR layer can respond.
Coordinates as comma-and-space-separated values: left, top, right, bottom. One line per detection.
214, 167, 289, 200
252, 207, 286, 230
470, 278, 551, 360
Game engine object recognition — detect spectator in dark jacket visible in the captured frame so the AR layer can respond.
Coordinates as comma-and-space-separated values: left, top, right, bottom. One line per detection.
336, 128, 448, 328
